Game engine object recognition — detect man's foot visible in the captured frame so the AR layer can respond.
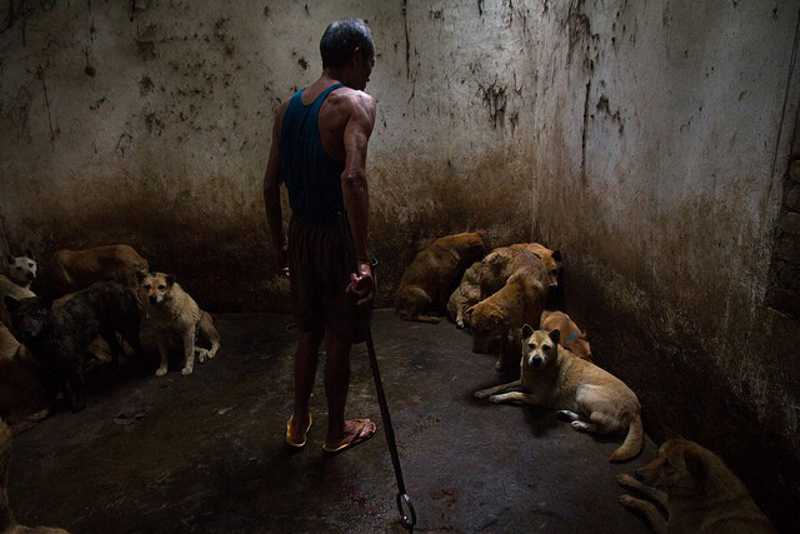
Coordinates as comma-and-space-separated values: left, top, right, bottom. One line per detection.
285, 414, 313, 449
322, 418, 377, 454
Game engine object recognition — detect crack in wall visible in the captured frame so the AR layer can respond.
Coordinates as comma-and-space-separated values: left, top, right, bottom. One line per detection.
581, 79, 591, 184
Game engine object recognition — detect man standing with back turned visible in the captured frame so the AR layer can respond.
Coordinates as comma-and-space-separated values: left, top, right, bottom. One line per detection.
263, 19, 378, 453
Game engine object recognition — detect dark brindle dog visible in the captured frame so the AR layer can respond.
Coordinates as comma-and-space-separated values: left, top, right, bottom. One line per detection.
3, 281, 141, 412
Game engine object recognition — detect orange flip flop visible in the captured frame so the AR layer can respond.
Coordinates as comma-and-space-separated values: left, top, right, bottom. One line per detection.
322, 418, 377, 454
285, 414, 313, 449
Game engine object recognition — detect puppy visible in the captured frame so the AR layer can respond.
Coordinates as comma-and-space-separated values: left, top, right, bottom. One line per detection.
4, 282, 141, 412
474, 326, 643, 462
617, 438, 776, 533
0, 420, 71, 533
137, 272, 220, 377
540, 310, 592, 360
44, 244, 148, 295
395, 232, 487, 323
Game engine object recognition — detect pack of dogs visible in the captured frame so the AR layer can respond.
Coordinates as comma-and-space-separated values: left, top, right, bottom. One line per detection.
395, 232, 777, 532
0, 245, 222, 423
0, 237, 777, 532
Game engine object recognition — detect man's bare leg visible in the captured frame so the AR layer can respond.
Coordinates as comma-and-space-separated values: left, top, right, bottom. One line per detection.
289, 330, 323, 444
323, 331, 376, 451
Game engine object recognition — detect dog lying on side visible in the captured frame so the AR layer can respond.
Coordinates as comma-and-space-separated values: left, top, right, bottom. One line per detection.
474, 326, 643, 462
4, 282, 141, 412
44, 244, 148, 296
540, 310, 592, 361
0, 420, 71, 533
448, 243, 561, 330
395, 232, 487, 323
618, 438, 776, 533
138, 272, 220, 377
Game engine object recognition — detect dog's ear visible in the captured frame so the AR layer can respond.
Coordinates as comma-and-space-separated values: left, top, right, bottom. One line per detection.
25, 249, 34, 259
548, 328, 561, 345
3, 297, 20, 313
521, 323, 535, 339
165, 274, 176, 287
135, 270, 148, 283
552, 249, 562, 262
7, 255, 14, 265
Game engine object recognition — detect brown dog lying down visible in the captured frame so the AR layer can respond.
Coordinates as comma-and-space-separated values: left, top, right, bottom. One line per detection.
448, 243, 562, 330
540, 310, 592, 361
395, 232, 487, 323
1, 420, 70, 533
475, 327, 643, 462
46, 244, 149, 295
466, 249, 554, 372
618, 438, 777, 533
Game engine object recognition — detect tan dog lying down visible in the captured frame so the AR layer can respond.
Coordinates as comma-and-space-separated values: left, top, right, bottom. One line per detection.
1, 420, 70, 533
49, 244, 149, 294
475, 326, 643, 462
467, 249, 553, 372
138, 272, 220, 376
395, 232, 487, 323
448, 243, 561, 330
618, 438, 776, 533
540, 310, 592, 361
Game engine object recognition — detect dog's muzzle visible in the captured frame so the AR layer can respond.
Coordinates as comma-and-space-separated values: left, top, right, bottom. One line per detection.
149, 296, 159, 304
530, 356, 544, 369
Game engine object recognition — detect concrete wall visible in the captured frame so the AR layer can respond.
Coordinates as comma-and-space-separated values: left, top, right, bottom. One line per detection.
526, 1, 800, 531
0, 0, 536, 310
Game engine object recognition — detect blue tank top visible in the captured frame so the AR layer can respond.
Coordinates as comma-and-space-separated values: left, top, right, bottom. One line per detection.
279, 83, 346, 225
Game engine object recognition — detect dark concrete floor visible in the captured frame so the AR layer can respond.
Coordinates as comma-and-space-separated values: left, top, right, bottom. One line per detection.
8, 311, 655, 534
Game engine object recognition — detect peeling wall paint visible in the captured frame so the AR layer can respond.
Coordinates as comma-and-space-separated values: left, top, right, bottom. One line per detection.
0, 0, 536, 311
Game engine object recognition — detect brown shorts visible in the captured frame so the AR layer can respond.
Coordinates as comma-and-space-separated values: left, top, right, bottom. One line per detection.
288, 214, 371, 344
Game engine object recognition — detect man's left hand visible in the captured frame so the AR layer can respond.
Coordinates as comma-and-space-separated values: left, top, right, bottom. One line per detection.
346, 261, 375, 306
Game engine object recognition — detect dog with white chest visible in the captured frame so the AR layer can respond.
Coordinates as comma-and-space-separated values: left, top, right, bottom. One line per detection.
474, 325, 643, 462
137, 272, 220, 377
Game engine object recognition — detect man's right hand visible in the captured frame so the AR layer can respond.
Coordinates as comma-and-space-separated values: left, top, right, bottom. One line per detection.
346, 261, 375, 306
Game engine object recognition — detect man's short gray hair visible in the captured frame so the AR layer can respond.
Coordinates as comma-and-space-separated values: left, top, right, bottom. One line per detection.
320, 18, 374, 69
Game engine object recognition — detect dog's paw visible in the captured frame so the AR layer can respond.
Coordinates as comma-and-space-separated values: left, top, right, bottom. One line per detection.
456, 319, 465, 329
571, 420, 590, 431
473, 390, 490, 400
616, 473, 638, 488
194, 348, 209, 363
181, 366, 193, 376
618, 494, 637, 507
155, 367, 168, 377
489, 395, 504, 404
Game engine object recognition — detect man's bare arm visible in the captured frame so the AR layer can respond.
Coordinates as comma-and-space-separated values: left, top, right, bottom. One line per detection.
341, 92, 376, 264
264, 101, 288, 272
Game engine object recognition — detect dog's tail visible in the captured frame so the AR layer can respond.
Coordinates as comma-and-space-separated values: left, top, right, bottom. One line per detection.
609, 412, 644, 462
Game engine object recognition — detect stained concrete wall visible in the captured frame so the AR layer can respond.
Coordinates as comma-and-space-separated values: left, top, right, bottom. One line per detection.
526, 1, 800, 531
0, 0, 536, 310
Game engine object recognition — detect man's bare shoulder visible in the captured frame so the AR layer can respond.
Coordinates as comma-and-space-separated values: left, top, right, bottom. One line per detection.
329, 87, 376, 115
